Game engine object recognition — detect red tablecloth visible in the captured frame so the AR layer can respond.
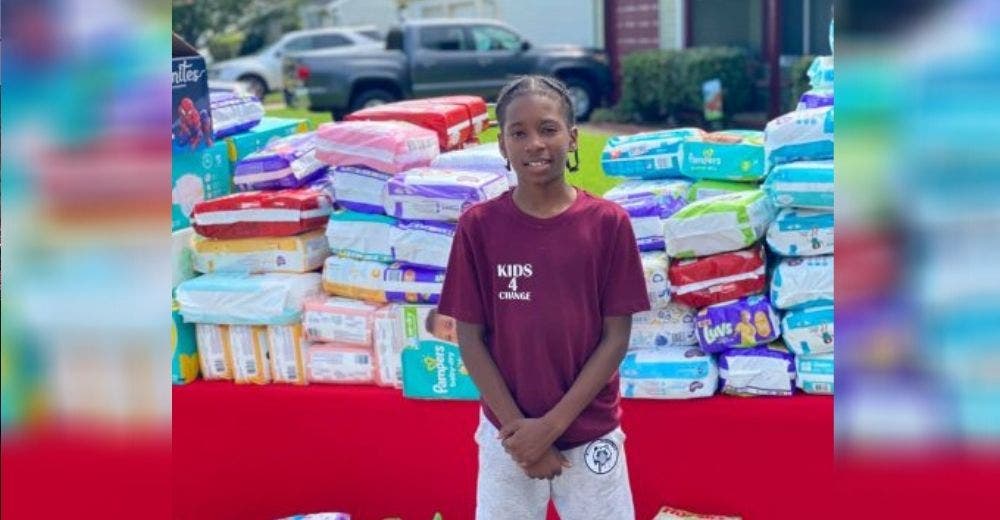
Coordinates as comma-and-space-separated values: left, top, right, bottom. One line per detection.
173, 382, 832, 519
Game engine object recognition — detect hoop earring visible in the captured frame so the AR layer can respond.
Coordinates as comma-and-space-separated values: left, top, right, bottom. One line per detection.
566, 149, 580, 172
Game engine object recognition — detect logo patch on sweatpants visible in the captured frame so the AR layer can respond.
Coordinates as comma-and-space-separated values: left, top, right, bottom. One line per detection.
583, 438, 619, 474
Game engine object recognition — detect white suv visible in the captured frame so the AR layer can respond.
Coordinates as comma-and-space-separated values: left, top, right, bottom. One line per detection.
208, 26, 382, 99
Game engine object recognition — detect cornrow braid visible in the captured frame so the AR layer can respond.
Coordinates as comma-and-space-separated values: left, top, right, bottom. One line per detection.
495, 75, 576, 130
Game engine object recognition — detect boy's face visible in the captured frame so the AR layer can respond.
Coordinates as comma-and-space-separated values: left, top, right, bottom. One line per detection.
430, 314, 458, 343
498, 94, 578, 187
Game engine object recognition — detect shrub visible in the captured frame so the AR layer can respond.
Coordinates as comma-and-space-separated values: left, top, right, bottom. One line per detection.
788, 54, 816, 111
208, 31, 245, 62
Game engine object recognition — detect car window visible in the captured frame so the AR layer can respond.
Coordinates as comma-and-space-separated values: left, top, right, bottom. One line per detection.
282, 36, 312, 52
359, 29, 384, 41
468, 26, 521, 52
310, 34, 351, 49
418, 26, 469, 51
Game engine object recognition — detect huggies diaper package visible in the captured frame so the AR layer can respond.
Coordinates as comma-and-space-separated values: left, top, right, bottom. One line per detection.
191, 229, 330, 274
680, 130, 765, 182
663, 190, 776, 259
325, 210, 397, 263
766, 208, 834, 256
630, 303, 698, 349
601, 128, 705, 179
781, 305, 834, 355
718, 343, 796, 396
620, 346, 718, 399
694, 295, 781, 353
770, 255, 834, 310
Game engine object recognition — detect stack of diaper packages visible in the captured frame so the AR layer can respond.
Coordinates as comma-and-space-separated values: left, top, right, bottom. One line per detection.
762, 77, 835, 395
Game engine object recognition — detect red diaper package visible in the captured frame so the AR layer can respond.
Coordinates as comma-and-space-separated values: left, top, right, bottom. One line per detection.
408, 95, 489, 139
345, 100, 474, 152
668, 245, 767, 308
191, 188, 333, 239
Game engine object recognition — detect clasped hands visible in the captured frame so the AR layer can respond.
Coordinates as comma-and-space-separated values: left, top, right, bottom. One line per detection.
498, 417, 571, 480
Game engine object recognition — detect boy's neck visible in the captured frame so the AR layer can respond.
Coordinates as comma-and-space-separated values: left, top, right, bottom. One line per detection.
511, 181, 578, 219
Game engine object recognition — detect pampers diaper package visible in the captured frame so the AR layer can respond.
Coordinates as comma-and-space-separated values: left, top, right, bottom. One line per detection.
177, 272, 322, 325
694, 295, 781, 353
680, 130, 765, 182
322, 257, 444, 304
766, 209, 834, 256
762, 160, 833, 210
808, 56, 834, 90
382, 167, 509, 222
781, 305, 834, 356
325, 211, 397, 263
401, 339, 479, 400
795, 353, 834, 394
770, 255, 834, 310
191, 229, 330, 274
718, 343, 796, 396
764, 106, 834, 168
668, 245, 767, 308
663, 190, 776, 259
631, 303, 698, 349
330, 165, 393, 215
601, 128, 705, 178
686, 180, 756, 202
640, 252, 671, 308
315, 120, 440, 174
620, 346, 718, 399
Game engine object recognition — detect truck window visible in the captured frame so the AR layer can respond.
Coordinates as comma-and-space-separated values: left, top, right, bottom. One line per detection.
418, 26, 470, 51
310, 34, 351, 49
468, 26, 521, 52
283, 36, 312, 52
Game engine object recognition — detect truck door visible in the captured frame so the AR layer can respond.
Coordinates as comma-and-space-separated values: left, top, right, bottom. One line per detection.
410, 25, 491, 98
464, 24, 535, 99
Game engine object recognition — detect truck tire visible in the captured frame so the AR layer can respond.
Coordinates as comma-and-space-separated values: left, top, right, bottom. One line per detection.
349, 88, 398, 113
237, 74, 268, 99
562, 76, 596, 122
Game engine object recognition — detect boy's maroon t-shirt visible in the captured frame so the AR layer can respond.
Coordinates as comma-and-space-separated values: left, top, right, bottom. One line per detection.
437, 188, 651, 449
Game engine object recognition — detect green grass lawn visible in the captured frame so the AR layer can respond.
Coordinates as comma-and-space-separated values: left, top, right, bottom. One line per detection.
266, 105, 622, 196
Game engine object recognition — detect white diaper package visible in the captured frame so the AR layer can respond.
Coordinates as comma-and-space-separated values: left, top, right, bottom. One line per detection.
306, 342, 376, 384
191, 230, 331, 274
392, 220, 456, 270
172, 227, 196, 288
325, 211, 397, 263
766, 208, 834, 257
331, 166, 392, 215
177, 272, 323, 325
641, 252, 671, 308
373, 305, 402, 387
782, 305, 834, 356
228, 324, 273, 384
322, 256, 445, 304
762, 160, 834, 210
764, 106, 834, 168
630, 303, 698, 348
382, 167, 510, 222
663, 190, 776, 259
195, 323, 233, 380
302, 296, 382, 347
686, 180, 756, 202
770, 255, 834, 310
430, 142, 516, 186
718, 343, 796, 397
268, 324, 307, 384
620, 346, 718, 399
795, 353, 834, 394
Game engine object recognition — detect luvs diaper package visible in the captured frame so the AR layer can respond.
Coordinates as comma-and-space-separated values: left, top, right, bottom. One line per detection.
680, 130, 765, 181
762, 160, 834, 210
631, 303, 698, 349
382, 167, 509, 222
177, 272, 322, 325
601, 128, 705, 179
766, 208, 834, 256
694, 295, 781, 353
640, 252, 671, 308
663, 190, 776, 259
322, 257, 444, 304
764, 106, 834, 168
191, 229, 330, 274
718, 343, 796, 396
315, 120, 439, 174
782, 305, 834, 355
770, 255, 834, 310
620, 346, 718, 399
795, 353, 834, 394
668, 245, 767, 308
325, 210, 397, 263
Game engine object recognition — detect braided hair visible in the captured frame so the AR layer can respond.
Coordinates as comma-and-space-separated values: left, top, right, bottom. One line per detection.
495, 75, 576, 131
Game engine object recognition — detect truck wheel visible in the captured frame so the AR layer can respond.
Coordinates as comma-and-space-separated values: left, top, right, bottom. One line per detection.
563, 77, 596, 122
238, 74, 268, 100
349, 88, 398, 112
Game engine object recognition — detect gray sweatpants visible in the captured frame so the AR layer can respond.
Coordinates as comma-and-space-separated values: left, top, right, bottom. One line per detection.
474, 411, 635, 520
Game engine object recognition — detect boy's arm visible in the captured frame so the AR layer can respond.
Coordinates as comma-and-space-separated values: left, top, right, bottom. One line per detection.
455, 320, 525, 427
499, 315, 632, 465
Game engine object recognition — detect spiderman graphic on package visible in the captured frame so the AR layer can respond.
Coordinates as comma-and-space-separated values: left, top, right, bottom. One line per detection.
173, 97, 214, 150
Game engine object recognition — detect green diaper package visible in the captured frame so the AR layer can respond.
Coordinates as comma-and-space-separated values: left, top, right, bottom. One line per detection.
664, 190, 776, 259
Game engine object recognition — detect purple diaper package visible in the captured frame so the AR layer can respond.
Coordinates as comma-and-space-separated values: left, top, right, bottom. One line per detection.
694, 295, 781, 353
382, 167, 510, 222
234, 132, 329, 190
718, 343, 796, 396
331, 165, 392, 215
796, 89, 834, 110
604, 179, 690, 251
210, 91, 264, 139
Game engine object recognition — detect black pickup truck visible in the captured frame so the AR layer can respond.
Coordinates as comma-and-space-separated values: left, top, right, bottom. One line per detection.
284, 18, 612, 121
